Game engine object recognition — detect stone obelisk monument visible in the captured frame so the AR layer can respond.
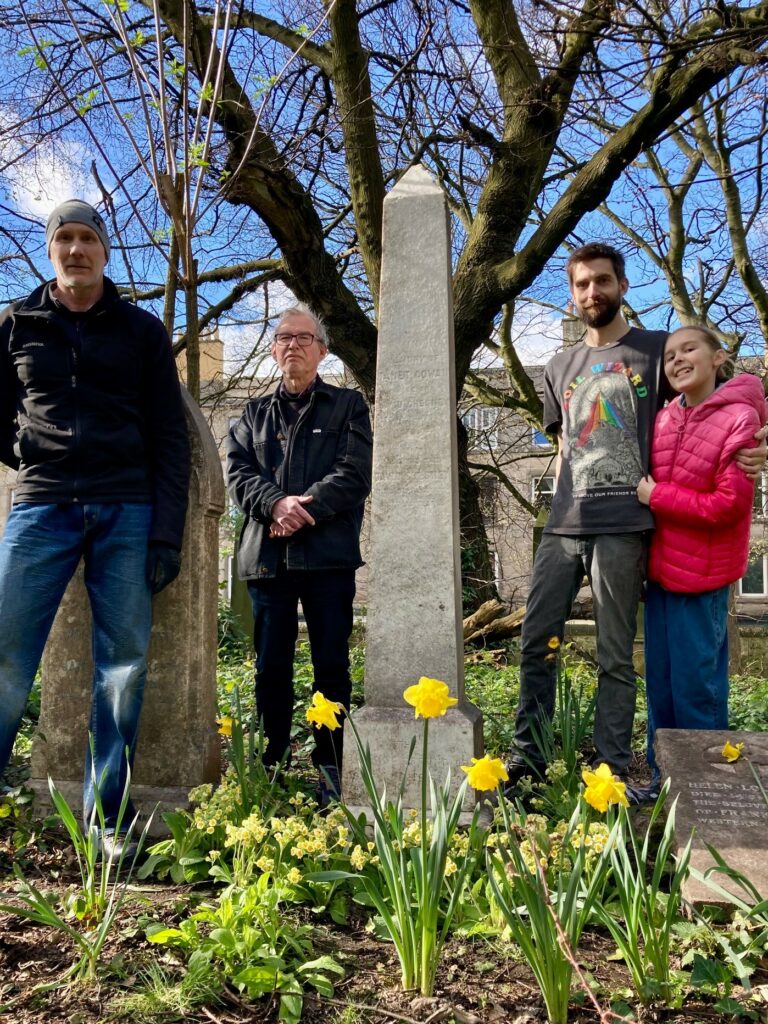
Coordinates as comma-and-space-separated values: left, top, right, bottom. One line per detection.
342, 164, 483, 812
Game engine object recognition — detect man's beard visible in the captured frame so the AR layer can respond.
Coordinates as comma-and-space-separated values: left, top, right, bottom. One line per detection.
578, 294, 622, 328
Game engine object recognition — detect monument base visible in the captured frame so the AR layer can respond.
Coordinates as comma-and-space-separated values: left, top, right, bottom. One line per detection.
342, 701, 484, 820
27, 779, 193, 837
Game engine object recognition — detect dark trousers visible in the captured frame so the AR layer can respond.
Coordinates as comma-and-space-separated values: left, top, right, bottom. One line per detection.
248, 568, 356, 769
644, 581, 729, 773
514, 532, 645, 776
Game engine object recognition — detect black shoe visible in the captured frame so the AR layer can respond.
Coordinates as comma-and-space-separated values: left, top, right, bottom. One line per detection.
317, 765, 341, 808
99, 831, 139, 861
502, 759, 545, 799
624, 779, 662, 807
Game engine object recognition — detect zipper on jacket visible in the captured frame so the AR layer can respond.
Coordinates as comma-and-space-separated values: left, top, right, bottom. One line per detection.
281, 393, 317, 570
70, 322, 82, 501
282, 393, 316, 489
670, 408, 691, 471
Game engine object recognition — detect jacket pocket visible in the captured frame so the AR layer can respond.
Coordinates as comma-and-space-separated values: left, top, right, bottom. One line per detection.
16, 418, 72, 464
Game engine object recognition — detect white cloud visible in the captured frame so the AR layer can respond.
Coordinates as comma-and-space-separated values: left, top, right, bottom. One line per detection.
1, 108, 100, 222
472, 304, 566, 369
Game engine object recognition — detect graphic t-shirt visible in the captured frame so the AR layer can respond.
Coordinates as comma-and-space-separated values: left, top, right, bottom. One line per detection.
543, 328, 670, 535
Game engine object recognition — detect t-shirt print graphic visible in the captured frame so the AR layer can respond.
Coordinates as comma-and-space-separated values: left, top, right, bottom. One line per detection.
567, 371, 643, 494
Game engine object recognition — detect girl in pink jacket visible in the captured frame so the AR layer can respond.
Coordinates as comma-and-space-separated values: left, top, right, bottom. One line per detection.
636, 326, 766, 798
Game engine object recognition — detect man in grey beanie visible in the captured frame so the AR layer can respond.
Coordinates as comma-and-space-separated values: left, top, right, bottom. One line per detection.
0, 199, 190, 856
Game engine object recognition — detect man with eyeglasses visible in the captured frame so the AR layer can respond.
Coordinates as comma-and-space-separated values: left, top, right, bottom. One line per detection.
226, 304, 372, 805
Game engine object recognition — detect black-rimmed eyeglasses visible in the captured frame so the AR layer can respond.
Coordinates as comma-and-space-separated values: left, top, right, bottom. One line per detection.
273, 332, 317, 347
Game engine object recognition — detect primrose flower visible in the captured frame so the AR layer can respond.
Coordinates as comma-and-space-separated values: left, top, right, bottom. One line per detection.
216, 716, 233, 737
403, 676, 458, 719
461, 755, 509, 792
722, 740, 744, 763
306, 692, 344, 731
547, 636, 561, 650
582, 763, 629, 813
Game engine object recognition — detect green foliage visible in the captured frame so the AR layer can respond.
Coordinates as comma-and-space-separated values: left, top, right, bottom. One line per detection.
590, 786, 692, 1006
75, 88, 99, 115
489, 797, 618, 1024
217, 599, 251, 662
109, 952, 221, 1021
146, 872, 343, 1023
0, 758, 150, 981
521, 653, 597, 821
464, 652, 520, 754
139, 697, 287, 884
18, 38, 53, 70
728, 675, 768, 732
252, 73, 278, 100
308, 714, 485, 996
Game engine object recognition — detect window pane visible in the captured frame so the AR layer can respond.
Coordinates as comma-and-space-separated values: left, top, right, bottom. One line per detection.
740, 556, 766, 595
462, 406, 498, 450
531, 428, 550, 447
753, 473, 766, 517
532, 474, 555, 500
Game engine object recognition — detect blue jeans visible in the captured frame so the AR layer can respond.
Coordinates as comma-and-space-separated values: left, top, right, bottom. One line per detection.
248, 568, 356, 770
644, 581, 729, 773
514, 532, 645, 776
0, 502, 153, 827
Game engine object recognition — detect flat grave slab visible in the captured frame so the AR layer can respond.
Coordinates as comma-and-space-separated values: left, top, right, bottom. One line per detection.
655, 729, 768, 906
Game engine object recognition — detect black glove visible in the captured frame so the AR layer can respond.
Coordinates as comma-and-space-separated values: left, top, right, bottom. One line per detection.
146, 542, 182, 595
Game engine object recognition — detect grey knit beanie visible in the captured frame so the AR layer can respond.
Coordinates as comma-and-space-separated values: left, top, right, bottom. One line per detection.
45, 199, 110, 259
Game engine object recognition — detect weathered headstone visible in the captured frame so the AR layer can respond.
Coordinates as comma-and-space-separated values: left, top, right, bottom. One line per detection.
655, 729, 768, 904
342, 164, 483, 813
29, 391, 224, 828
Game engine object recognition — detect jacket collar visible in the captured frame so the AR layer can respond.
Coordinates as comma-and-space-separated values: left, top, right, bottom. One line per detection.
13, 277, 121, 319
270, 374, 335, 405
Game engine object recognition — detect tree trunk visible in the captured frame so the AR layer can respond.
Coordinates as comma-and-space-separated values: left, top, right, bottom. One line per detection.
457, 416, 498, 612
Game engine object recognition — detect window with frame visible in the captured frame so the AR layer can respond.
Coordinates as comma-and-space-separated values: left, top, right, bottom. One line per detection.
462, 406, 499, 450
531, 474, 555, 503
739, 554, 768, 597
753, 473, 767, 519
531, 427, 551, 448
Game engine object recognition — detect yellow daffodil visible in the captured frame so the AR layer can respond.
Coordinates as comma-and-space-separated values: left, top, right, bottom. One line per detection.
216, 716, 233, 738
582, 763, 629, 813
403, 676, 458, 719
306, 692, 344, 731
722, 740, 744, 763
461, 755, 509, 791
547, 636, 561, 650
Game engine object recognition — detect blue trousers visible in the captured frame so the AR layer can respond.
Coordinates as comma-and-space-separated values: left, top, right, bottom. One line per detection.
0, 502, 153, 827
515, 532, 645, 776
248, 568, 355, 770
644, 581, 729, 773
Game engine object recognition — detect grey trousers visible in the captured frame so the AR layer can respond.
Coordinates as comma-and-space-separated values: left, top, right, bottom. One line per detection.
513, 531, 645, 776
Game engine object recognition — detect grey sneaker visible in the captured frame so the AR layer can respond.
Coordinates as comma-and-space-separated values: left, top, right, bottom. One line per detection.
99, 831, 139, 861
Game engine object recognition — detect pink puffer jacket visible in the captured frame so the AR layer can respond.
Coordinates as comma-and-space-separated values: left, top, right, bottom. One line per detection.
648, 373, 767, 593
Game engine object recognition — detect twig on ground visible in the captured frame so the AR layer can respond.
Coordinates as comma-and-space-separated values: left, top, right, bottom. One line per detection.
306, 991, 442, 1023
202, 1005, 228, 1024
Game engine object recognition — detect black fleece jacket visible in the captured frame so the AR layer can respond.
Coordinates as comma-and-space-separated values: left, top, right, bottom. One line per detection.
0, 278, 189, 548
